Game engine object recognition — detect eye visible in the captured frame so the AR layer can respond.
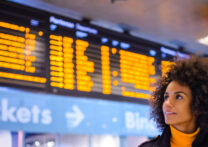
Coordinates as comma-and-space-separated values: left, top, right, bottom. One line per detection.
176, 94, 183, 100
164, 95, 169, 100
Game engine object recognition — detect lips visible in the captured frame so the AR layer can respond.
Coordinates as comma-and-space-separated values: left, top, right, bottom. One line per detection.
164, 111, 176, 115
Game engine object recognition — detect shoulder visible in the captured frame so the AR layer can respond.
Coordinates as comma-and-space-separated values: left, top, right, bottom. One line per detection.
138, 135, 160, 147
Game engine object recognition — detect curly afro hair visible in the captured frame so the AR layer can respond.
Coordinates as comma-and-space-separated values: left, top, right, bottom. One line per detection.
150, 56, 208, 131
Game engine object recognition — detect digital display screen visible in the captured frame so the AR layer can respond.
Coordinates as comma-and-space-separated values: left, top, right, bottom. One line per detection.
0, 4, 47, 88
160, 47, 189, 76
48, 15, 160, 100
0, 1, 189, 102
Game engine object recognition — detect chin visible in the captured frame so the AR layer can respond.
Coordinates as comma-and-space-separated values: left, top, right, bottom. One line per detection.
165, 120, 175, 125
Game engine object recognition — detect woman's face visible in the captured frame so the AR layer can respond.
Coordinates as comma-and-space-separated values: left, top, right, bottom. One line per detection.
162, 81, 196, 130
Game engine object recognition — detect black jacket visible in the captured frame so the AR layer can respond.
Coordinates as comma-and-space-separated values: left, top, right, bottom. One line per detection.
139, 126, 208, 147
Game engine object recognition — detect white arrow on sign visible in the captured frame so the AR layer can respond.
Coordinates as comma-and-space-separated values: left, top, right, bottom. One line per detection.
65, 105, 84, 128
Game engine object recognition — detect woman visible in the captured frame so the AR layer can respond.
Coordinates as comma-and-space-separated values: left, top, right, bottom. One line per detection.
139, 56, 208, 147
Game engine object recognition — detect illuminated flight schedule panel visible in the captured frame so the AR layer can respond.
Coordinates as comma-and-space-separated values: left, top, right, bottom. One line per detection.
0, 3, 47, 88
0, 1, 189, 102
48, 16, 158, 100
160, 47, 189, 76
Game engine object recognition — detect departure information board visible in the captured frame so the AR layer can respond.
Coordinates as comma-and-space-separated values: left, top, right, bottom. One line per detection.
0, 1, 189, 102
48, 15, 160, 100
0, 4, 47, 88
160, 47, 189, 76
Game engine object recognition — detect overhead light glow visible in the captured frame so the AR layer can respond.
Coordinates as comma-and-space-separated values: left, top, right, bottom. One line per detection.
47, 141, 55, 147
34, 141, 40, 146
198, 35, 208, 46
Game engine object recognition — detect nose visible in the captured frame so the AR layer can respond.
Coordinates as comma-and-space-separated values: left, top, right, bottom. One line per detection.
164, 96, 174, 107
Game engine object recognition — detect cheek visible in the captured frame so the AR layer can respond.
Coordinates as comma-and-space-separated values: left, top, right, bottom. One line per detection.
162, 103, 165, 113
178, 103, 193, 117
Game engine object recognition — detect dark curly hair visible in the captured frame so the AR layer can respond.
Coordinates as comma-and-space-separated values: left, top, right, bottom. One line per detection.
150, 56, 208, 131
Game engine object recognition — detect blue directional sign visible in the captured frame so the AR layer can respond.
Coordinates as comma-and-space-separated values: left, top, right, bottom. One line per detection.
0, 87, 159, 137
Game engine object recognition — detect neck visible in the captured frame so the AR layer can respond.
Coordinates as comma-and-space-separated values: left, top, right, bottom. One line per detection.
172, 123, 196, 134
171, 116, 196, 134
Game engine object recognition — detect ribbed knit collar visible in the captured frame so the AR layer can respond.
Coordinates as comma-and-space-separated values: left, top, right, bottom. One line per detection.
170, 125, 200, 146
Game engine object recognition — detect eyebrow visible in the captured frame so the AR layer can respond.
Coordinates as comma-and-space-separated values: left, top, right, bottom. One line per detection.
164, 91, 188, 96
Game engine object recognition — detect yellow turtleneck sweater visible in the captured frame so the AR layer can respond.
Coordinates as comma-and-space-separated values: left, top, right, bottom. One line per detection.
170, 125, 200, 147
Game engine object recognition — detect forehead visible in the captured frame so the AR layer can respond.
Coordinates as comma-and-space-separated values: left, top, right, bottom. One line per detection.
165, 81, 191, 94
